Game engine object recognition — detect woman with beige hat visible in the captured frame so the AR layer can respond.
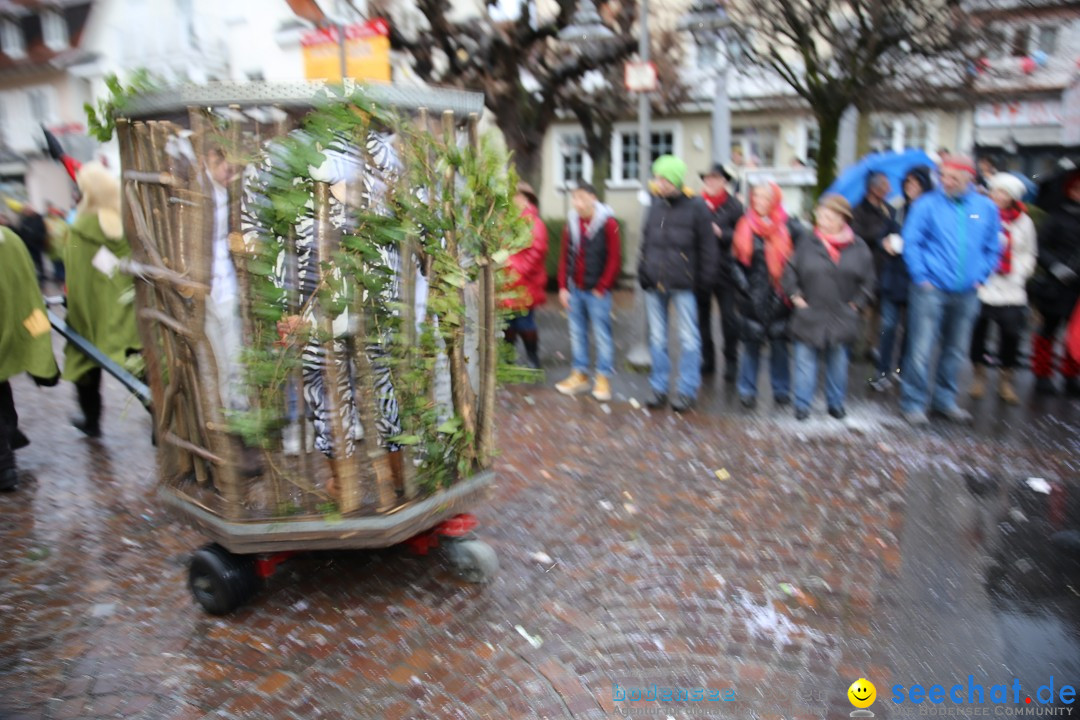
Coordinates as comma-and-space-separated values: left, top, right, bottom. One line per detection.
968, 172, 1037, 405
782, 193, 876, 420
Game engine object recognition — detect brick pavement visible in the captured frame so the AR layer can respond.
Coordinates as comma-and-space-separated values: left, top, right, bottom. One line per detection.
1, 295, 1079, 719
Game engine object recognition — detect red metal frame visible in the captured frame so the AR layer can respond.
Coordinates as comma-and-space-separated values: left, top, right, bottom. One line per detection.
251, 514, 479, 576
255, 550, 298, 579
403, 513, 478, 555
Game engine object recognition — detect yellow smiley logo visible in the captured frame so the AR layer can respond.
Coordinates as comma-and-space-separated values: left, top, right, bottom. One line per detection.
848, 678, 876, 708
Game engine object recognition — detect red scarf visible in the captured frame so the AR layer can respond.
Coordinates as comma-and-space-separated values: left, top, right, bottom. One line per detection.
997, 203, 1024, 275
703, 190, 729, 212
815, 226, 855, 264
732, 182, 792, 292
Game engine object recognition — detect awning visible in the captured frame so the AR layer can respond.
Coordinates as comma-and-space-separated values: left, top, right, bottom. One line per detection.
974, 125, 1063, 147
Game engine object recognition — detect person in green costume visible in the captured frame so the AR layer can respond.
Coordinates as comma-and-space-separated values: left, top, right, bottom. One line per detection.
0, 227, 60, 490
63, 162, 142, 438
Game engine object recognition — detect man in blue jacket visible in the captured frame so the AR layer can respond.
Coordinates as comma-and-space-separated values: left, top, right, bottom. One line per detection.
900, 155, 1002, 426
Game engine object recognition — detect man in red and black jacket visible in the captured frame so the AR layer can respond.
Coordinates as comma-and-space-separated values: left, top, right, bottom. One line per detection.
554, 182, 622, 403
698, 163, 744, 382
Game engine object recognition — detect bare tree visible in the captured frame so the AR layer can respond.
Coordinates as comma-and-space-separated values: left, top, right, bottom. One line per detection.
557, 25, 690, 199
728, 0, 983, 195
372, 0, 642, 186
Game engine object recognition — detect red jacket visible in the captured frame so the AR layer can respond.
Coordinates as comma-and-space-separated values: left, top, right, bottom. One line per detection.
504, 203, 548, 310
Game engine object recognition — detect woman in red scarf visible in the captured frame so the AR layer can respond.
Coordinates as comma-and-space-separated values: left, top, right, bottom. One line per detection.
731, 182, 796, 408
968, 173, 1036, 404
782, 194, 875, 421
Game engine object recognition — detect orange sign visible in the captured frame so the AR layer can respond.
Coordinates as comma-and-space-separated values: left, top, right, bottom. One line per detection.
301, 18, 391, 83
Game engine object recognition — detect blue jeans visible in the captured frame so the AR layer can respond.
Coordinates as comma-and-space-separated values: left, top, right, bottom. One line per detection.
568, 285, 614, 377
645, 289, 701, 398
794, 342, 850, 412
876, 298, 906, 376
900, 284, 980, 414
737, 338, 790, 401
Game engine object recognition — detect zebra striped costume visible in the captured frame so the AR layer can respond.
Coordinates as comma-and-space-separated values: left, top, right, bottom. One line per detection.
243, 131, 404, 458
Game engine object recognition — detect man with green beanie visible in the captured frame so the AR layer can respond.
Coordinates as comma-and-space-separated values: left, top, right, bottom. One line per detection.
638, 154, 718, 412
0, 227, 60, 490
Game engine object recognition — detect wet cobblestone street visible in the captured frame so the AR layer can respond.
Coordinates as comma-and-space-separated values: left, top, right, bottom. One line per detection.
2, 292, 1078, 719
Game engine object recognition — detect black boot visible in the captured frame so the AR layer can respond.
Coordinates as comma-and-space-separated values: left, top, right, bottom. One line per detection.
73, 371, 103, 438
519, 330, 541, 369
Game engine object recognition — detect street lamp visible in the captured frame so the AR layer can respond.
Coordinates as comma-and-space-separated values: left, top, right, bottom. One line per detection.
679, 0, 735, 165
561, 0, 653, 371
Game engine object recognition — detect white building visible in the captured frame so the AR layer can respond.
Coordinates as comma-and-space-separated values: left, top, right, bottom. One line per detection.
0, 0, 233, 212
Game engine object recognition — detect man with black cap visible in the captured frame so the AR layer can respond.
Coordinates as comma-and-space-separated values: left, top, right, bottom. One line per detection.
698, 163, 744, 381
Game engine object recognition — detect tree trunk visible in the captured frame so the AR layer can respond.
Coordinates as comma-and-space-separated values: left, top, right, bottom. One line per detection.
814, 108, 844, 201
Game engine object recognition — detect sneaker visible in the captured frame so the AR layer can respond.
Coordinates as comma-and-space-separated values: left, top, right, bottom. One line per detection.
795, 407, 810, 421
646, 392, 668, 409
774, 395, 791, 407
903, 410, 930, 427
868, 373, 892, 393
931, 405, 973, 424
555, 370, 590, 396
671, 394, 695, 413
0, 468, 17, 492
739, 395, 756, 409
828, 406, 846, 420
591, 374, 612, 402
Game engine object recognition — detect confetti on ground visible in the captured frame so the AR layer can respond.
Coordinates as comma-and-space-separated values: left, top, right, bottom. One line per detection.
1026, 477, 1051, 494
715, 468, 731, 481
530, 551, 553, 564
515, 625, 543, 648
629, 398, 641, 409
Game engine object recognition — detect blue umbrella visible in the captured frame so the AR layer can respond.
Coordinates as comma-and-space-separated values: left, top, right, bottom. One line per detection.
825, 149, 937, 207
1007, 171, 1037, 203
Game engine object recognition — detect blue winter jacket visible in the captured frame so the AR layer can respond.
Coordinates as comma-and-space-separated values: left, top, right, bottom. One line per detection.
901, 187, 1002, 293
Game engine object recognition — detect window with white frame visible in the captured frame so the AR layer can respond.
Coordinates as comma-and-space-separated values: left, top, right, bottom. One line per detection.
1, 19, 26, 59
868, 114, 931, 153
610, 125, 678, 184
732, 126, 778, 167
1034, 25, 1058, 55
41, 10, 68, 51
555, 132, 592, 187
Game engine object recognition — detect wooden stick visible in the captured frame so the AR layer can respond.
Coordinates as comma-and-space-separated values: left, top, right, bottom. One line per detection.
284, 227, 312, 488
138, 307, 195, 338
313, 181, 360, 511
440, 111, 477, 459
124, 170, 178, 186
117, 119, 181, 482
349, 298, 394, 512
189, 107, 245, 518
163, 431, 226, 465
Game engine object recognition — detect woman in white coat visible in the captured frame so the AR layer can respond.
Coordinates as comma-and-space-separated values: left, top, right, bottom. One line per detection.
969, 172, 1038, 405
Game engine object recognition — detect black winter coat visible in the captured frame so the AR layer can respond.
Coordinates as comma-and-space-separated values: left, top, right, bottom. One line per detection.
1029, 200, 1080, 315
732, 234, 792, 342
638, 193, 718, 293
851, 198, 898, 293
705, 193, 744, 285
782, 233, 876, 349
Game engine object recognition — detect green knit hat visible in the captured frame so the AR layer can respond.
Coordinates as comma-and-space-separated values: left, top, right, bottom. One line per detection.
651, 154, 686, 188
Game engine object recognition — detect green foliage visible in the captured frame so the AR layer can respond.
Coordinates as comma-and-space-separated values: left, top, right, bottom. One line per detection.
84, 69, 160, 142
229, 87, 528, 503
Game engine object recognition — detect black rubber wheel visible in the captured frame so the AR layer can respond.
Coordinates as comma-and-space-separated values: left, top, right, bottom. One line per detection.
188, 543, 259, 615
446, 539, 499, 583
